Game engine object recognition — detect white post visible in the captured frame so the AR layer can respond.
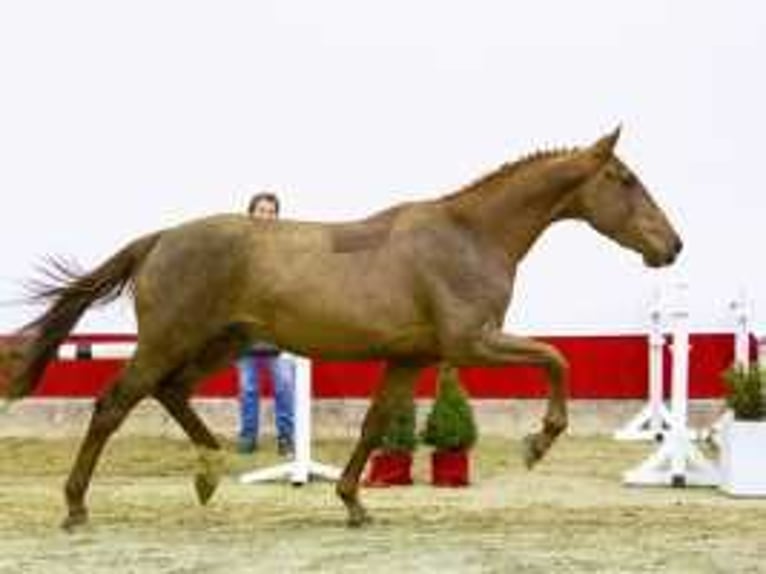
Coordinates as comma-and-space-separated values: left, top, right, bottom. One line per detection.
668, 285, 691, 485
614, 289, 672, 441
290, 357, 311, 483
731, 290, 750, 369
703, 290, 752, 446
648, 310, 667, 438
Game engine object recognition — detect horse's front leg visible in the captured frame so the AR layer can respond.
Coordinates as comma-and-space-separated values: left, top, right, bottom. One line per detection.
459, 330, 569, 468
336, 362, 420, 527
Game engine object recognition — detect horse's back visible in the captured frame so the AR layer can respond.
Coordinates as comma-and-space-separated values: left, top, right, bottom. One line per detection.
131, 208, 450, 360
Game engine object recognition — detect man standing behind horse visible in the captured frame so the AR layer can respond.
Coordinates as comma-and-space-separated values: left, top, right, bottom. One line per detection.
236, 192, 296, 456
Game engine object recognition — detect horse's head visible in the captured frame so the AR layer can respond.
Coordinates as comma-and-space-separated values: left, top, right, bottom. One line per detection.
563, 128, 683, 268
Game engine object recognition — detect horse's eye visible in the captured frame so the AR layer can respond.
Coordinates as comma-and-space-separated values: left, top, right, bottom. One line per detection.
608, 168, 635, 186
620, 171, 637, 186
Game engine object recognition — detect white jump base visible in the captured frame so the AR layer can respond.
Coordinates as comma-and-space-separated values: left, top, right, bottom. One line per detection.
620, 285, 754, 488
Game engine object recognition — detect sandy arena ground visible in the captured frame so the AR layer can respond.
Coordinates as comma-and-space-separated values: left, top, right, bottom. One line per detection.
0, 435, 764, 574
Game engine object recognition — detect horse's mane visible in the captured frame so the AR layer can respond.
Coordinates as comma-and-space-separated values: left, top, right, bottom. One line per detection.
330, 146, 580, 251
437, 146, 580, 204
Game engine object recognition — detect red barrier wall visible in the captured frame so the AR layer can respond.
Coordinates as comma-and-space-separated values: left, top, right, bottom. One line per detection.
13, 332, 754, 399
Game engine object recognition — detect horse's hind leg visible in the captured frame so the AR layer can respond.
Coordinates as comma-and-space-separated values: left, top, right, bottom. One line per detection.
61, 361, 159, 531
154, 386, 225, 506
153, 323, 253, 506
336, 361, 420, 527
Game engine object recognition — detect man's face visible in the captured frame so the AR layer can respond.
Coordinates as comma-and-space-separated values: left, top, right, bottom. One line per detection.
251, 199, 278, 220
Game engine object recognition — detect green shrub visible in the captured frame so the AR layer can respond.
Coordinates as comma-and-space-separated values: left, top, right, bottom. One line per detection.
723, 363, 766, 421
378, 394, 417, 453
422, 364, 478, 451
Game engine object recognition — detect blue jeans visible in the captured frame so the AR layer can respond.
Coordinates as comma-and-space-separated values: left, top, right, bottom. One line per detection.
237, 354, 295, 444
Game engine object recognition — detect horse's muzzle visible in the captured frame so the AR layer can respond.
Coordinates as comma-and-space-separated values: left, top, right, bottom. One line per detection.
644, 237, 683, 268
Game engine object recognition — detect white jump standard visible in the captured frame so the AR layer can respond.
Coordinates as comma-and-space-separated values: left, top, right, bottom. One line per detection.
240, 357, 341, 485
613, 290, 672, 442
623, 283, 720, 488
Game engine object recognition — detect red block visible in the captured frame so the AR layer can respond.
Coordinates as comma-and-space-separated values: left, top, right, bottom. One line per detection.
431, 449, 470, 487
364, 451, 413, 487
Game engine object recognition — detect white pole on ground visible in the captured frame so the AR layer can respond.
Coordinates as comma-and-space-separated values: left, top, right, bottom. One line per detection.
614, 289, 672, 441
623, 282, 720, 488
240, 356, 341, 485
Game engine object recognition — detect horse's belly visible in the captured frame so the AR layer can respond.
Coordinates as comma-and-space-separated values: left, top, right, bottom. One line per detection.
251, 250, 435, 358
272, 309, 437, 360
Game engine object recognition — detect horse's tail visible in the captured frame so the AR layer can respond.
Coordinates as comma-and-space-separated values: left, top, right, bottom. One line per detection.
4, 231, 163, 400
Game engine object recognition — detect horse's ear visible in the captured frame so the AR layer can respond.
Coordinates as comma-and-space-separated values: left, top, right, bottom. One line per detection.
560, 126, 621, 184
590, 125, 621, 161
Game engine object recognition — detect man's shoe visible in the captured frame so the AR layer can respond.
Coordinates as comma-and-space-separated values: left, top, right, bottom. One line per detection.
277, 436, 294, 457
237, 437, 258, 454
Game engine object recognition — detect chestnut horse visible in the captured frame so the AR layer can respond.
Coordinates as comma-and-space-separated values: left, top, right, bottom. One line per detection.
3, 128, 681, 529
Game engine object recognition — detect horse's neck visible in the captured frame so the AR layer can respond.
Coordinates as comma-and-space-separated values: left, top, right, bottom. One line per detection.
447, 168, 570, 263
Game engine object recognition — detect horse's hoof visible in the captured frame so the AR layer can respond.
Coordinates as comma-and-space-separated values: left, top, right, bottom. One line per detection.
60, 511, 88, 532
194, 447, 223, 505
522, 434, 544, 469
194, 473, 220, 506
346, 508, 373, 528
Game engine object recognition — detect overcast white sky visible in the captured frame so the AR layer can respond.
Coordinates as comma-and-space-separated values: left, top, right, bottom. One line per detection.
0, 1, 764, 335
